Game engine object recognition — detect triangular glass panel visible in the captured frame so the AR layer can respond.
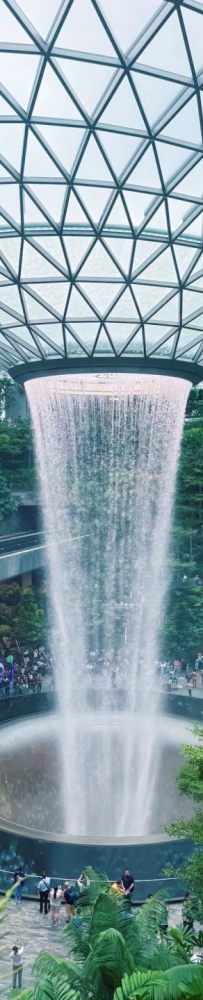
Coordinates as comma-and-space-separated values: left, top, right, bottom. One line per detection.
66, 287, 97, 319
139, 247, 177, 284
174, 244, 196, 279
151, 334, 177, 358
55, 58, 113, 117
34, 324, 65, 355
33, 63, 83, 121
182, 7, 203, 74
22, 290, 55, 322
57, 0, 114, 56
76, 137, 112, 183
138, 11, 190, 76
106, 322, 135, 352
126, 145, 160, 189
134, 283, 169, 316
5, 335, 35, 360
0, 285, 23, 317
94, 330, 115, 354
104, 237, 133, 274
15, 0, 60, 36
174, 160, 203, 200
0, 307, 21, 326
27, 183, 66, 223
100, 0, 158, 51
0, 184, 20, 225
0, 54, 40, 110
155, 140, 190, 184
63, 235, 93, 274
145, 201, 167, 233
151, 293, 179, 323
0, 237, 21, 273
178, 342, 203, 360
25, 132, 62, 179
66, 322, 99, 351
168, 198, 196, 233
23, 191, 50, 226
180, 213, 203, 239
8, 327, 39, 354
162, 96, 201, 146
75, 185, 113, 224
64, 191, 88, 225
0, 123, 24, 172
21, 241, 63, 280
34, 235, 67, 270
175, 329, 203, 356
99, 130, 140, 177
38, 125, 85, 176
0, 163, 14, 180
65, 330, 87, 355
0, 95, 18, 117
189, 316, 203, 330
100, 78, 144, 131
104, 195, 129, 228
79, 242, 119, 279
133, 240, 162, 273
145, 325, 175, 354
183, 289, 203, 320
122, 330, 144, 355
108, 288, 139, 320
28, 282, 69, 314
187, 274, 203, 291
124, 190, 154, 227
132, 71, 182, 128
78, 281, 122, 314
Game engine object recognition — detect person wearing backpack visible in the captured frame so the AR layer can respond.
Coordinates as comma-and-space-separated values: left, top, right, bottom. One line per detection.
37, 871, 50, 914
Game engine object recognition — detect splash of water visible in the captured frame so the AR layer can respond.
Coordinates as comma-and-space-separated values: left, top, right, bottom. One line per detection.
26, 373, 190, 838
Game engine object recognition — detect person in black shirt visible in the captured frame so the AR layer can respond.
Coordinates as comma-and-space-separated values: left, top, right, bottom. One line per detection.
121, 870, 134, 895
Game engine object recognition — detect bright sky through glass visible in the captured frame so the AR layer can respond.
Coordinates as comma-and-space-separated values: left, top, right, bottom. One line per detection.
0, 0, 203, 369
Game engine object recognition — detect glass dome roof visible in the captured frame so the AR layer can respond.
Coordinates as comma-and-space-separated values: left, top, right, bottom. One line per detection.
1, 0, 203, 381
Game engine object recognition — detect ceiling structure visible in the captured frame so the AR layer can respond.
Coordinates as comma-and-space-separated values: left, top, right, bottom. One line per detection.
1, 0, 203, 382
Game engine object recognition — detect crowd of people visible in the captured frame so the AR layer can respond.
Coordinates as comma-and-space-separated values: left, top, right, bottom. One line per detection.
156, 652, 203, 696
0, 641, 54, 698
0, 636, 202, 702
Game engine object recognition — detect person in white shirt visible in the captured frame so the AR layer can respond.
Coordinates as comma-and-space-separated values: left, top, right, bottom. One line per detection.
50, 885, 63, 923
10, 944, 24, 989
37, 871, 50, 914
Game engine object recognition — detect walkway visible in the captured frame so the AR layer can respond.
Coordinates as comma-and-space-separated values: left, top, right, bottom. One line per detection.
0, 898, 183, 997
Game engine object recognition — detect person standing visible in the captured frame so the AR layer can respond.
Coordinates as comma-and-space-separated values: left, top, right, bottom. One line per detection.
121, 869, 135, 896
49, 885, 63, 924
38, 872, 50, 914
13, 867, 25, 903
63, 882, 78, 922
10, 944, 24, 989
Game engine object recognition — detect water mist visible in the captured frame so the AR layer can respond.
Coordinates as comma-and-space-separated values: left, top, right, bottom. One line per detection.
26, 373, 190, 838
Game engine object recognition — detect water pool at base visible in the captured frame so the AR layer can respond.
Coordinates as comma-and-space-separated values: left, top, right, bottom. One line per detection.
0, 712, 196, 838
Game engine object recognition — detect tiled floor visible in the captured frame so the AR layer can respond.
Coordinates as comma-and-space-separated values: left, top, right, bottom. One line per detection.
0, 898, 186, 997
0, 897, 66, 996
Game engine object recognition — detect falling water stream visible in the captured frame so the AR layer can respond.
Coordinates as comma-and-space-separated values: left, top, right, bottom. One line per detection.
26, 373, 190, 838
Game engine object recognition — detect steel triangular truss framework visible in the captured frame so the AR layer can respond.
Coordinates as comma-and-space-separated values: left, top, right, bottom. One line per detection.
1, 0, 203, 375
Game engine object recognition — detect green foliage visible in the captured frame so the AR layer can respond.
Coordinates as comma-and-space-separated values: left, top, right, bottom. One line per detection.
0, 472, 17, 521
14, 588, 44, 644
13, 874, 203, 1000
166, 728, 203, 900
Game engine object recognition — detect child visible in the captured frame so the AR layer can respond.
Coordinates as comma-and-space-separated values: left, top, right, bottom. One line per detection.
10, 943, 24, 989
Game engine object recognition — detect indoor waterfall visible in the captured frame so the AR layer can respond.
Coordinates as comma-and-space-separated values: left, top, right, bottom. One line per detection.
26, 373, 190, 838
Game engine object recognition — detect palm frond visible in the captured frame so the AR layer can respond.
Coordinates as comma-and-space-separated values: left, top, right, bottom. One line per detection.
33, 951, 83, 985
115, 964, 203, 1000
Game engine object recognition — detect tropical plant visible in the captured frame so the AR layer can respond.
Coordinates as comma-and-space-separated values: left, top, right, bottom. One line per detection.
11, 870, 203, 1000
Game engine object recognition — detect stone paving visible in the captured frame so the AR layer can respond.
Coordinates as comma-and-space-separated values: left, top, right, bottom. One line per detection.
0, 897, 66, 997
0, 898, 185, 998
